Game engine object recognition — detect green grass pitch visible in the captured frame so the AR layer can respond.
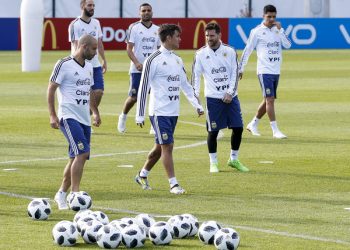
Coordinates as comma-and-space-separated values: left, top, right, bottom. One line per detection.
0, 49, 350, 249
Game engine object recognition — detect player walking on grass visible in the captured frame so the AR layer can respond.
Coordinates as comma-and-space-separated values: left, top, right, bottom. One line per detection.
69, 0, 107, 124
134, 24, 204, 194
191, 22, 249, 173
118, 3, 161, 134
239, 4, 291, 139
47, 35, 101, 210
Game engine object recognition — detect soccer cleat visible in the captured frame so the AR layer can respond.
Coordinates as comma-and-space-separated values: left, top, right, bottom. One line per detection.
210, 162, 219, 173
135, 174, 152, 190
246, 123, 261, 136
117, 114, 127, 133
227, 159, 249, 172
170, 184, 186, 195
273, 130, 287, 139
54, 191, 68, 210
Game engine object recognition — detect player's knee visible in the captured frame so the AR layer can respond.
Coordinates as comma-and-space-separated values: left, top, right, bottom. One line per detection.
231, 127, 243, 136
208, 131, 219, 140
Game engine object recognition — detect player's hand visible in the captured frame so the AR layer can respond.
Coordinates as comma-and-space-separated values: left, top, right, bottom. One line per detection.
136, 63, 143, 72
197, 108, 204, 117
239, 72, 243, 80
102, 60, 107, 74
50, 115, 59, 129
274, 21, 281, 30
222, 93, 233, 104
93, 113, 101, 127
137, 121, 145, 128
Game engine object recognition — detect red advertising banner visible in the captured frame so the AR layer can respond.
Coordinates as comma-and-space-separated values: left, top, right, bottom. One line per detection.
41, 18, 228, 50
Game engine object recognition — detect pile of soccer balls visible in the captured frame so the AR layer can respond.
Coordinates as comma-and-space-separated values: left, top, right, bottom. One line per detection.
28, 193, 240, 249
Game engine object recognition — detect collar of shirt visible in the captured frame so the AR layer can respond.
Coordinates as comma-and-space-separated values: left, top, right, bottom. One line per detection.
159, 46, 173, 55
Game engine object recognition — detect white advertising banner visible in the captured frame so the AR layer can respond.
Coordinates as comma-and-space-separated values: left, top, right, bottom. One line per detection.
122, 0, 185, 17
189, 0, 247, 17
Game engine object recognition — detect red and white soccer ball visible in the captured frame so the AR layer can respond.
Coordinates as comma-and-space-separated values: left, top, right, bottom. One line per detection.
27, 198, 51, 220
149, 221, 173, 245
52, 220, 79, 247
198, 220, 222, 245
214, 228, 240, 250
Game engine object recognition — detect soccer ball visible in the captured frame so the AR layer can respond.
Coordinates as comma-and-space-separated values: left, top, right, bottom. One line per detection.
148, 221, 173, 245
52, 221, 79, 246
109, 219, 129, 231
167, 215, 191, 238
135, 213, 156, 236
73, 209, 92, 227
121, 217, 137, 225
81, 219, 104, 244
121, 224, 146, 248
91, 210, 109, 225
27, 198, 51, 220
182, 213, 199, 237
96, 224, 122, 249
198, 220, 221, 245
76, 214, 96, 233
214, 228, 240, 250
67, 191, 92, 211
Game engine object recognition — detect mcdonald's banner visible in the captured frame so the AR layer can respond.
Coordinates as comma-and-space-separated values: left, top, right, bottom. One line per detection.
17, 18, 229, 50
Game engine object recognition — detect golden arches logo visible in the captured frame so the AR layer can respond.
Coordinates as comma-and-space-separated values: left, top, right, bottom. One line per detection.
42, 20, 57, 49
193, 19, 217, 49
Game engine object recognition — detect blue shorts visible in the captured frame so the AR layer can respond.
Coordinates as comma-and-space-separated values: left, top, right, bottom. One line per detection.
206, 96, 243, 132
59, 118, 91, 158
128, 73, 142, 97
149, 116, 178, 145
258, 74, 279, 98
91, 66, 104, 90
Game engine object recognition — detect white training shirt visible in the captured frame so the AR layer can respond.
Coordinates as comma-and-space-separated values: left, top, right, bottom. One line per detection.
50, 56, 94, 126
192, 43, 239, 99
239, 22, 292, 75
136, 46, 203, 123
126, 21, 161, 73
68, 17, 103, 68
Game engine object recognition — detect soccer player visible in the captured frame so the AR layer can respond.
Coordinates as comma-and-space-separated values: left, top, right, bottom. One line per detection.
134, 24, 204, 194
48, 35, 101, 210
192, 22, 249, 173
239, 4, 291, 139
68, 0, 106, 119
117, 3, 161, 134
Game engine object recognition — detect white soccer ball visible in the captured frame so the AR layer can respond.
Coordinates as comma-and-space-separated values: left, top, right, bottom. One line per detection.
76, 214, 96, 233
67, 191, 92, 211
168, 215, 191, 238
198, 220, 221, 245
214, 228, 240, 250
182, 213, 199, 237
96, 224, 122, 249
109, 219, 130, 231
27, 198, 51, 220
52, 220, 79, 246
121, 217, 137, 225
135, 213, 156, 236
121, 224, 146, 248
73, 209, 92, 226
148, 221, 173, 245
91, 211, 109, 225
81, 219, 104, 244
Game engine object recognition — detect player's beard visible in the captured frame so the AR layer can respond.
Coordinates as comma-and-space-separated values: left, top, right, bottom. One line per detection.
208, 39, 219, 48
142, 14, 152, 22
84, 8, 94, 17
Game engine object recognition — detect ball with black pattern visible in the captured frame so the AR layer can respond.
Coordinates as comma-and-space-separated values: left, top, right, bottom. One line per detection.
67, 191, 92, 211
27, 198, 51, 220
81, 219, 104, 244
96, 224, 122, 249
52, 221, 79, 246
121, 224, 146, 248
135, 213, 156, 236
167, 215, 191, 238
182, 213, 199, 237
214, 228, 240, 250
149, 221, 173, 245
91, 210, 109, 225
198, 220, 221, 245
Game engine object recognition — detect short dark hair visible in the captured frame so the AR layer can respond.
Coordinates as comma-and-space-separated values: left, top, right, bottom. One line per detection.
205, 22, 221, 34
80, 0, 86, 9
158, 24, 182, 43
140, 3, 152, 10
264, 5, 277, 14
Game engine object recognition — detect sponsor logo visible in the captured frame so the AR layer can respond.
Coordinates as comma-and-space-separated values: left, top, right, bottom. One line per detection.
193, 19, 217, 49
167, 75, 180, 82
168, 86, 179, 91
163, 61, 167, 65
266, 41, 280, 48
42, 20, 57, 49
74, 72, 79, 76
211, 67, 226, 74
142, 37, 156, 42
76, 78, 91, 86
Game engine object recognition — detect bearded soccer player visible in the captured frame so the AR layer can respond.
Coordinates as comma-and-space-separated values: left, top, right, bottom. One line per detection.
239, 5, 291, 139
192, 22, 249, 173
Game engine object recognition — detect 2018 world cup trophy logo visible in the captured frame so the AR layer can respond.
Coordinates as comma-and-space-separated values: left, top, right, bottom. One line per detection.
42, 20, 57, 49
193, 19, 217, 49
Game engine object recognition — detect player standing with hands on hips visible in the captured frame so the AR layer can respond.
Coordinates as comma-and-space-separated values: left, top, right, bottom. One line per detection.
239, 5, 291, 139
134, 24, 204, 194
192, 22, 249, 173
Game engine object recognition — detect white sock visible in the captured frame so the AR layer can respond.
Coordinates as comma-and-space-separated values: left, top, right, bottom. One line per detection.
270, 121, 278, 133
251, 117, 260, 126
230, 150, 239, 160
57, 190, 66, 197
139, 168, 149, 178
168, 177, 178, 188
120, 113, 127, 118
209, 153, 218, 164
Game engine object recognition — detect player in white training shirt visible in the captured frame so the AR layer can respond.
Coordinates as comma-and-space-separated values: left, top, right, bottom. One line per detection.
48, 35, 101, 210
192, 22, 249, 173
134, 24, 204, 195
69, 0, 107, 118
118, 3, 161, 134
239, 5, 291, 139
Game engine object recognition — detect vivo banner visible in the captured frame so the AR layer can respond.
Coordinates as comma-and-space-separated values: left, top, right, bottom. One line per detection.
229, 18, 350, 49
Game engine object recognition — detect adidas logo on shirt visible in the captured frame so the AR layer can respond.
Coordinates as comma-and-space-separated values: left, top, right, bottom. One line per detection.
74, 72, 79, 76
162, 61, 167, 65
